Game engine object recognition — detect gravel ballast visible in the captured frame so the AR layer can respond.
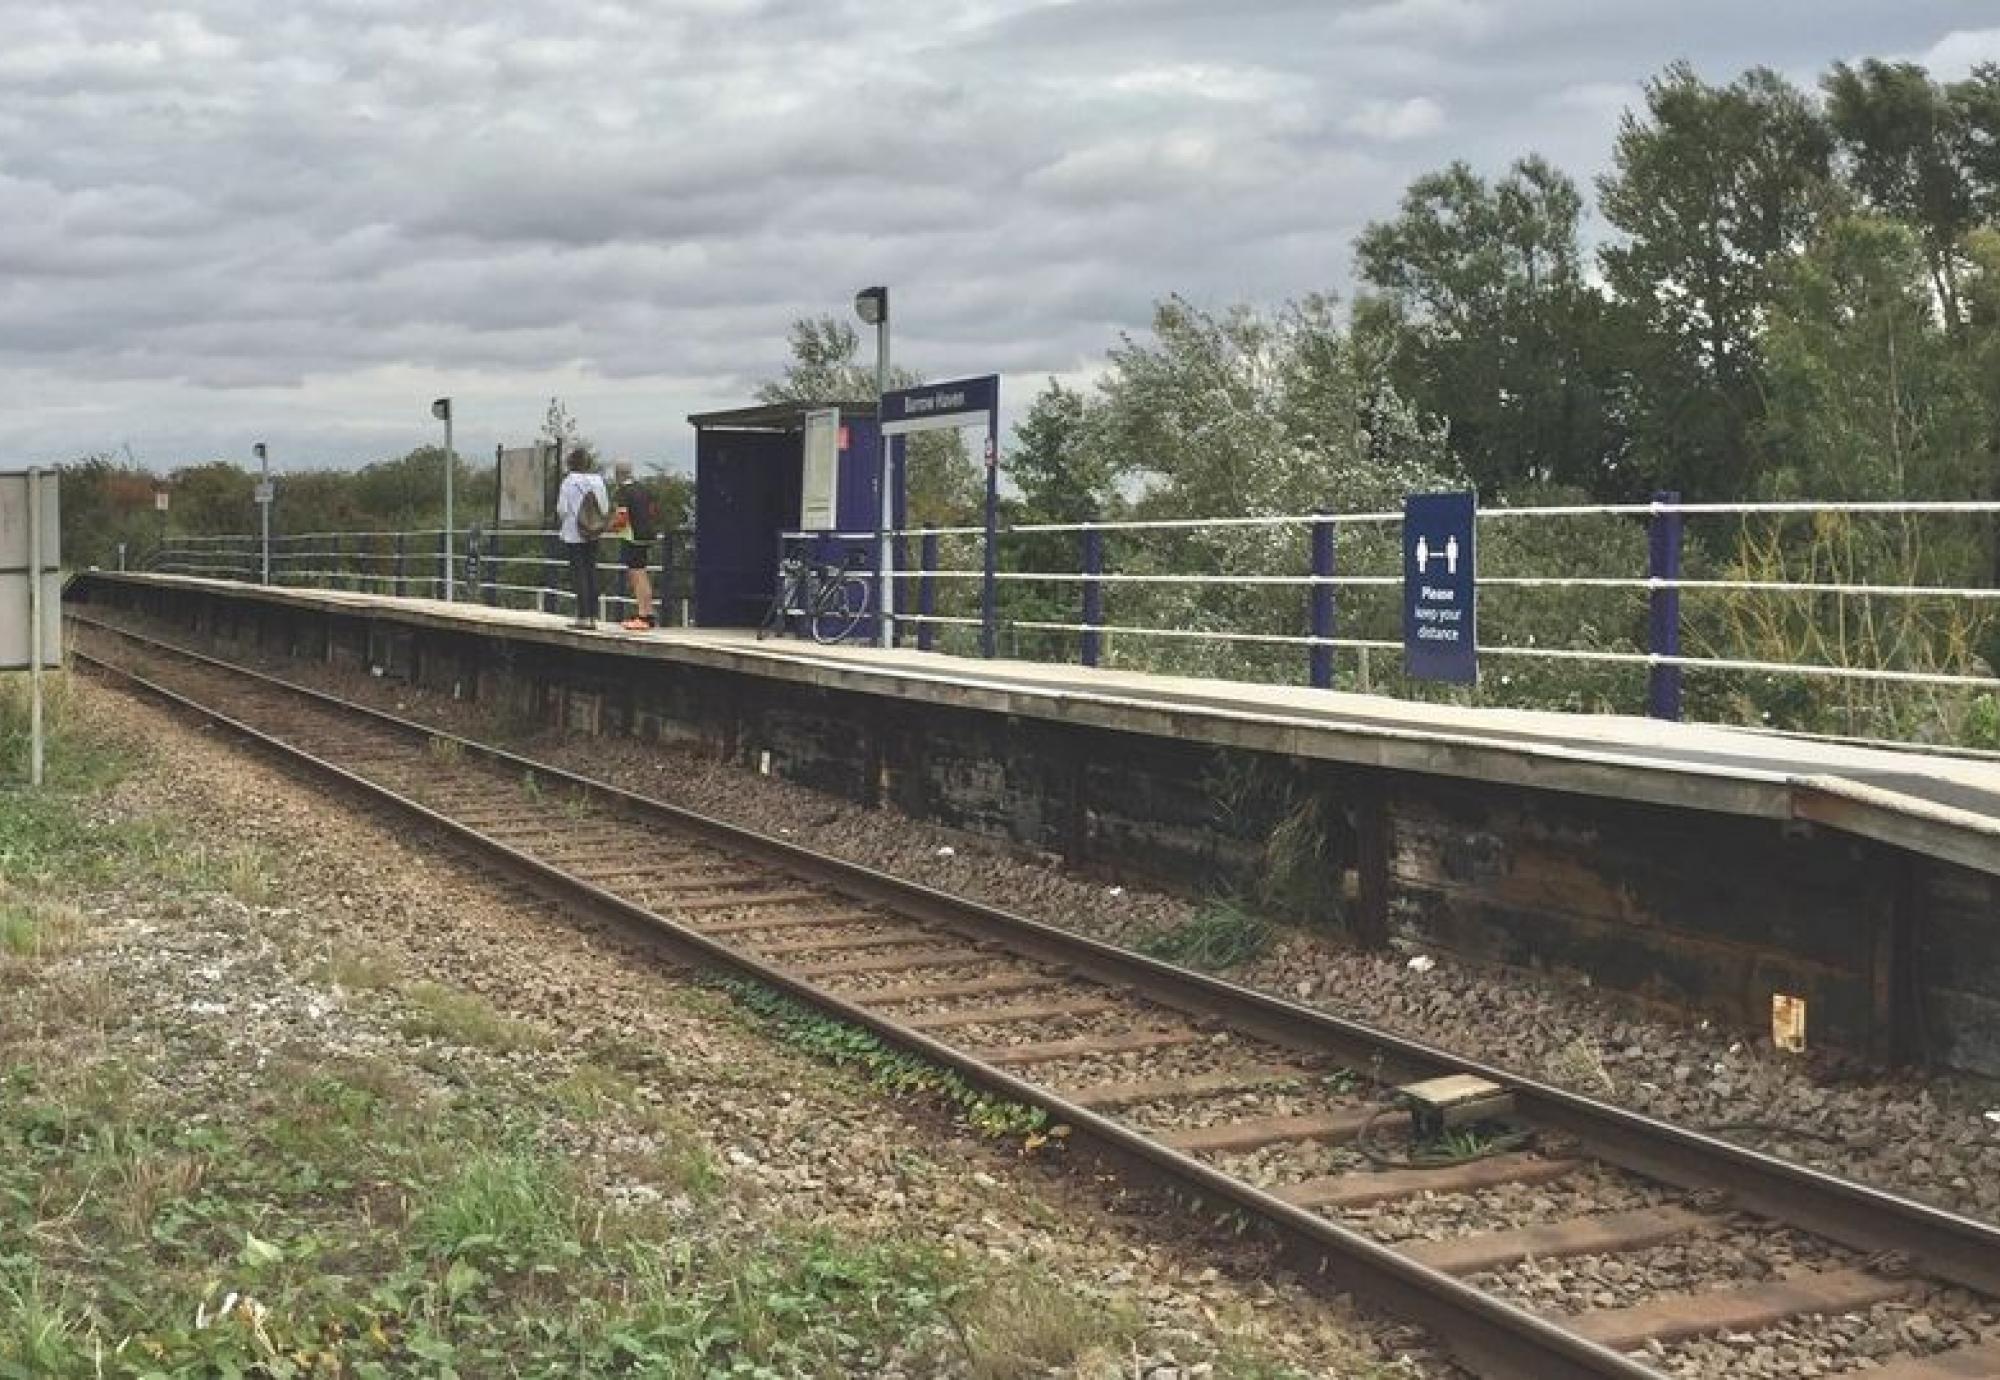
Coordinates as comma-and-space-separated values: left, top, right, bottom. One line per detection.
154, 623, 2000, 1231
50, 674, 1452, 1379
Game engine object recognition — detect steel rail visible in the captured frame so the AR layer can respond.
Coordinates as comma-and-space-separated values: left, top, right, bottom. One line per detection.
72, 632, 1649, 1380
69, 616, 2000, 1362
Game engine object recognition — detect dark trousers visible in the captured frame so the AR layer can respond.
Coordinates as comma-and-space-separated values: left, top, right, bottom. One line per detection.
565, 542, 598, 623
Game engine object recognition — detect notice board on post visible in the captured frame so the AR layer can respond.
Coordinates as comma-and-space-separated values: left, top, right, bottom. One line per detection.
1402, 490, 1476, 684
0, 469, 61, 671
495, 443, 555, 527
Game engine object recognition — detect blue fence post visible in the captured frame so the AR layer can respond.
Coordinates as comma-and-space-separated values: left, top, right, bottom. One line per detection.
394, 534, 407, 598
1080, 524, 1103, 668
1647, 489, 1683, 720
918, 534, 938, 653
668, 528, 684, 624
1309, 513, 1336, 690
330, 533, 344, 592
482, 531, 499, 606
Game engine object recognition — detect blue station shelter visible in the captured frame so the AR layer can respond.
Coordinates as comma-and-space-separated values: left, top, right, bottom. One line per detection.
686, 400, 896, 628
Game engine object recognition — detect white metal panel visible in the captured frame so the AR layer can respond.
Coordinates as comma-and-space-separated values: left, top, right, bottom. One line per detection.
0, 470, 60, 670
799, 408, 840, 531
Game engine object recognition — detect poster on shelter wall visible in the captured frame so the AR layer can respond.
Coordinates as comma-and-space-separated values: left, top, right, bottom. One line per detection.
798, 408, 840, 531
496, 444, 553, 526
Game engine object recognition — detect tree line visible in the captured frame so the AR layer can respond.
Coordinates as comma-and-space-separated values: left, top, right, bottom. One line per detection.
56, 402, 693, 574
962, 59, 2000, 742
50, 57, 2000, 740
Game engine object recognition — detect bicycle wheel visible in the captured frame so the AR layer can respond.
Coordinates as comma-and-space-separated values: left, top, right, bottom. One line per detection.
758, 569, 800, 640
810, 576, 870, 644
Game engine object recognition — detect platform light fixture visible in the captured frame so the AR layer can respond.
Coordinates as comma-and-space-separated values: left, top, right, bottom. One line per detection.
432, 397, 455, 601
853, 287, 892, 647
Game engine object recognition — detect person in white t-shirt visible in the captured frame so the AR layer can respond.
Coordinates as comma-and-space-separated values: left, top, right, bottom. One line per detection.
554, 450, 610, 629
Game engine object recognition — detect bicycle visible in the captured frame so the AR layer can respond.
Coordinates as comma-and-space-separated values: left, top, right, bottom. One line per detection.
757, 555, 871, 644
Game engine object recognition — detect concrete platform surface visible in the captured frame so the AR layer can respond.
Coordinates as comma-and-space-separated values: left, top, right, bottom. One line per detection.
73, 574, 2000, 875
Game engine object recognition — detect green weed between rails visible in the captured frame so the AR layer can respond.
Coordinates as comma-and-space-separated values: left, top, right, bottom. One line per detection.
955, 1267, 1143, 1380
719, 978, 1054, 1142
0, 1060, 979, 1377
398, 980, 552, 1053
1141, 899, 1277, 971
0, 890, 81, 961
550, 1063, 721, 1199
0, 669, 141, 793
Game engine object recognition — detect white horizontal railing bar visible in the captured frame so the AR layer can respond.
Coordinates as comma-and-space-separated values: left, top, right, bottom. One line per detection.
888, 613, 986, 628
915, 567, 2000, 599
894, 498, 2000, 544
964, 616, 2000, 688
1005, 512, 1404, 535
1662, 500, 2000, 516
779, 529, 879, 542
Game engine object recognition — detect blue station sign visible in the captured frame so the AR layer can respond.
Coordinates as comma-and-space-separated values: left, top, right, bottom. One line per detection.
1402, 490, 1477, 684
880, 374, 999, 436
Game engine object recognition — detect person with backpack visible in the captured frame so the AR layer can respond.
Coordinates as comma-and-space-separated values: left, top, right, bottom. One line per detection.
607, 458, 661, 631
555, 449, 610, 630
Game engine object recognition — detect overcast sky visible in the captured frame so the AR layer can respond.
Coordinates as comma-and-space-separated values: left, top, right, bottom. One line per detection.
4, 1, 1998, 478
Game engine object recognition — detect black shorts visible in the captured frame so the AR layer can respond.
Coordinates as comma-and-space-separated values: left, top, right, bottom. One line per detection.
620, 541, 651, 570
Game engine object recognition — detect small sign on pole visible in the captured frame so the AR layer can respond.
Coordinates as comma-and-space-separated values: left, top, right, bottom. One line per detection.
1402, 490, 1477, 684
2, 468, 62, 786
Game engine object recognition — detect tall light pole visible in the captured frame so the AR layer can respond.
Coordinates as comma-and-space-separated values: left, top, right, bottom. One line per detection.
253, 442, 271, 584
853, 286, 891, 647
432, 397, 455, 601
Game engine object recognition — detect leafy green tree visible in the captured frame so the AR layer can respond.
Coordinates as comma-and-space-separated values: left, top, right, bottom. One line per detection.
53, 454, 158, 570
1094, 294, 1449, 516
1355, 156, 1617, 495
1599, 63, 1836, 498
1825, 60, 1977, 326
1761, 215, 1987, 502
1949, 65, 2000, 217
1067, 295, 1454, 682
757, 314, 980, 526
1009, 379, 1120, 523
168, 460, 257, 536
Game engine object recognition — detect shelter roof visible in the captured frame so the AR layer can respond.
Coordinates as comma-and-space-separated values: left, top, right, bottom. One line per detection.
686, 400, 877, 431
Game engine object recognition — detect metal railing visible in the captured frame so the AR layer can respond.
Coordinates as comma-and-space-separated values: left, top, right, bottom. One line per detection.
886, 496, 2000, 745
135, 499, 2000, 746
145, 527, 696, 625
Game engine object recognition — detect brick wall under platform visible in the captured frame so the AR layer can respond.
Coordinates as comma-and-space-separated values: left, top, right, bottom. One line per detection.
67, 574, 1997, 1076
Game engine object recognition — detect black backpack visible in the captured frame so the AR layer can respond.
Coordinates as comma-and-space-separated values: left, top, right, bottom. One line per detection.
577, 484, 609, 540
622, 483, 660, 542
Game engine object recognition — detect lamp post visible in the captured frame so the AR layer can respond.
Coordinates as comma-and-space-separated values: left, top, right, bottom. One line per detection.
253, 442, 271, 585
432, 397, 454, 601
853, 286, 891, 647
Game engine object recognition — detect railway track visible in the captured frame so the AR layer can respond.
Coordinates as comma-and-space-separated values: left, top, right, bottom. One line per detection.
71, 611, 2000, 1380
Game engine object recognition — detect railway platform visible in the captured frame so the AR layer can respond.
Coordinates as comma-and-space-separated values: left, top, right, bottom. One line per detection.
66, 572, 2000, 1075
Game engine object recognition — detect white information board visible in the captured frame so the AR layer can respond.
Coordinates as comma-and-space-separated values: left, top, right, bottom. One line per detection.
0, 470, 60, 671
798, 408, 840, 531
496, 443, 553, 526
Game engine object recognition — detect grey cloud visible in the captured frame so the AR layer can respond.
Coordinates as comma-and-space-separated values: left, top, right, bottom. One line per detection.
0, 0, 1987, 470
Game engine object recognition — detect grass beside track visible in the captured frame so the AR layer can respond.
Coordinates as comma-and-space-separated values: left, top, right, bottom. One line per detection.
1, 673, 1332, 1378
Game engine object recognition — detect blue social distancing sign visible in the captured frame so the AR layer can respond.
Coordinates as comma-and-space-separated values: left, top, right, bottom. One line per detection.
1403, 491, 1477, 683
